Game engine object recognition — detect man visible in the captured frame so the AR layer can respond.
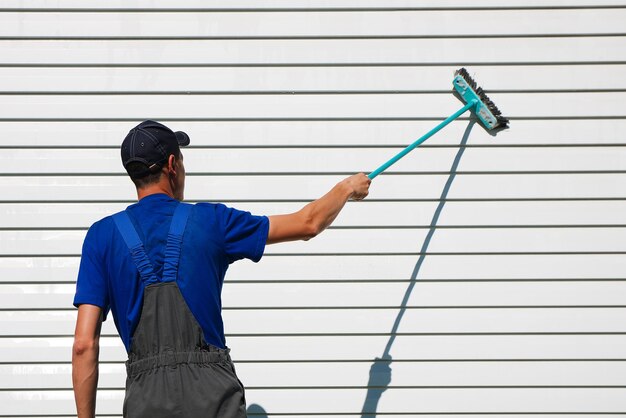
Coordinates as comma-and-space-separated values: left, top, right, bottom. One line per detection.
72, 120, 371, 418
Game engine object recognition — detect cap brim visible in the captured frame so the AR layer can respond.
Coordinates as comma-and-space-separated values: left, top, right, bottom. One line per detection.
175, 131, 190, 147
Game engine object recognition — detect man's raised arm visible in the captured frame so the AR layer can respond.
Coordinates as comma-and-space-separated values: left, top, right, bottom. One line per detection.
267, 173, 371, 244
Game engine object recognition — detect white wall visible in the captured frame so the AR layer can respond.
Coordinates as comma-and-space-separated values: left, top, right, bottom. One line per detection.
1, 1, 626, 416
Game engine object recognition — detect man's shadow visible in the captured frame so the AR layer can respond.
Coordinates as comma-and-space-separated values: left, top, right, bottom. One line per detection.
360, 121, 476, 417
247, 403, 268, 417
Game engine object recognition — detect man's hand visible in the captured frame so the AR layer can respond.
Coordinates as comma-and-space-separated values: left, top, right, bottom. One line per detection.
341, 172, 371, 201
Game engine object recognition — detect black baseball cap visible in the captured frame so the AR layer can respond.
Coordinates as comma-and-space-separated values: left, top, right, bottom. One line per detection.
121, 120, 190, 179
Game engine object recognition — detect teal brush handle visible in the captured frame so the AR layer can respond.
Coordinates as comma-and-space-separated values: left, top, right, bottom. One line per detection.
368, 99, 477, 180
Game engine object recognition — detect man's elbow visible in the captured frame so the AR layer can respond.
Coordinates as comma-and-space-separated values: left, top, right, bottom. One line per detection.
302, 223, 322, 241
72, 337, 99, 358
301, 213, 324, 241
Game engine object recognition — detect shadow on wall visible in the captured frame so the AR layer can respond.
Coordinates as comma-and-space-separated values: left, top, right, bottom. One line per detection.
247, 403, 268, 417
360, 121, 476, 418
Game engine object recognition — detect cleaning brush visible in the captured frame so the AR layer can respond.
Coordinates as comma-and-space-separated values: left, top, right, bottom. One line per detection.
368, 68, 509, 179
453, 68, 509, 131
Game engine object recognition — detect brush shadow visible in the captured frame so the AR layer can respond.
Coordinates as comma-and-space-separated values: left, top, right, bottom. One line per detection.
359, 121, 476, 418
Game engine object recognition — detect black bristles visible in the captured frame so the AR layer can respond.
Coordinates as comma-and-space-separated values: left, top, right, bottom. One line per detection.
455, 67, 509, 129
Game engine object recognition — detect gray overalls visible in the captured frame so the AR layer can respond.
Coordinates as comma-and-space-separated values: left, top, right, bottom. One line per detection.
113, 203, 247, 418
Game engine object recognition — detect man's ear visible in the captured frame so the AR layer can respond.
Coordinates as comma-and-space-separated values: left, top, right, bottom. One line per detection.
167, 154, 177, 175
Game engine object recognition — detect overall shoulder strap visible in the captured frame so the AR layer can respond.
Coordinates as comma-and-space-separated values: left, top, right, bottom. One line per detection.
162, 203, 193, 282
112, 211, 159, 285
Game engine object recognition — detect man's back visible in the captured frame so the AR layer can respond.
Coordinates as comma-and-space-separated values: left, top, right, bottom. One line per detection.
73, 193, 269, 352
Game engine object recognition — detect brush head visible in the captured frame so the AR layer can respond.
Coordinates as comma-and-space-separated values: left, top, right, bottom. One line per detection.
453, 68, 509, 131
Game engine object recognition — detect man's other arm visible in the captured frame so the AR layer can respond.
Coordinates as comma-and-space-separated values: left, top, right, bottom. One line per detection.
267, 173, 371, 244
72, 304, 103, 418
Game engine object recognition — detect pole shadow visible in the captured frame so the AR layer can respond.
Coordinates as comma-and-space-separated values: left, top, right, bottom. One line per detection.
360, 120, 476, 418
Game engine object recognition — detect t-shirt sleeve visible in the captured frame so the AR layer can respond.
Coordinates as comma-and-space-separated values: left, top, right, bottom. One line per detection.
218, 204, 269, 264
73, 224, 110, 319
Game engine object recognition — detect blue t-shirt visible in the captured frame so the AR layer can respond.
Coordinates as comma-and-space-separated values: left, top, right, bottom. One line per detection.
73, 193, 269, 352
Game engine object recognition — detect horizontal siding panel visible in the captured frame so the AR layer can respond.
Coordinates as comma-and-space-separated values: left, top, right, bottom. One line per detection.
175, 416, 626, 418
1, 174, 624, 201
239, 361, 626, 387
3, 120, 625, 146
3, 253, 625, 283
1, 228, 625, 256
0, 257, 80, 283
4, 361, 626, 390
234, 253, 626, 281
197, 335, 626, 361
0, 363, 127, 389
3, 282, 626, 309
0, 336, 125, 363
4, 10, 626, 37
0, 416, 621, 418
238, 414, 626, 418
3, 200, 626, 228
0, 390, 122, 416
3, 65, 626, 92
3, 388, 626, 415
4, 335, 626, 363
3, 0, 626, 10
1, 92, 624, 119
249, 388, 626, 414
2, 38, 625, 65
3, 308, 626, 336
255, 388, 626, 414
141, 307, 626, 334
154, 281, 626, 308
3, 146, 626, 174
237, 228, 626, 254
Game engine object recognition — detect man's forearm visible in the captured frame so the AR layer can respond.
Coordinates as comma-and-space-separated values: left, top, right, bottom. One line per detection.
72, 342, 99, 418
302, 179, 354, 236
267, 173, 370, 244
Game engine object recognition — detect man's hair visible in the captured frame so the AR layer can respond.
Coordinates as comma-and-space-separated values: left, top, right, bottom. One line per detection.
127, 149, 180, 189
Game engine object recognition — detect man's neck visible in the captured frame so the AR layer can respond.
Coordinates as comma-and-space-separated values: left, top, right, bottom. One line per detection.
136, 182, 175, 201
